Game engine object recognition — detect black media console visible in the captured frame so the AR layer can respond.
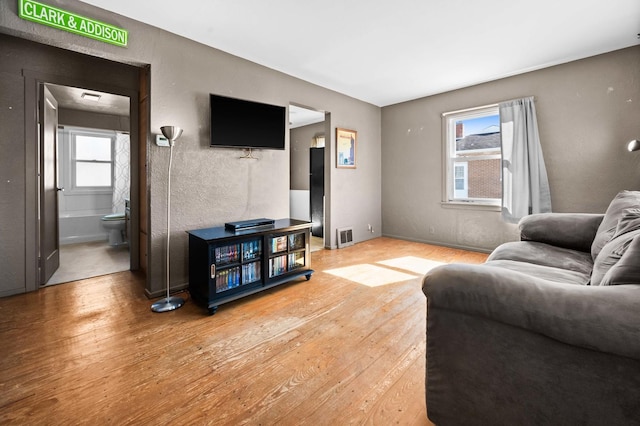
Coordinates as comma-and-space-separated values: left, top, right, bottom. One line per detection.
187, 218, 313, 315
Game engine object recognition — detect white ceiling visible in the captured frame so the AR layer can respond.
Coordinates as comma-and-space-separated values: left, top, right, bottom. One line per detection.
80, 0, 639, 107
46, 83, 130, 116
289, 105, 325, 129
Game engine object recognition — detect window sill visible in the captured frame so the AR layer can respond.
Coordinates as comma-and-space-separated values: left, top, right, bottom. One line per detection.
440, 201, 501, 212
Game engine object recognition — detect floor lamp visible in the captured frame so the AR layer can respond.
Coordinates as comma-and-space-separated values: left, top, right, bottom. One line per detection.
151, 126, 185, 313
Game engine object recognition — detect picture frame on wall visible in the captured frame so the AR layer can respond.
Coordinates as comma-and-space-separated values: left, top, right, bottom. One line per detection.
336, 128, 356, 168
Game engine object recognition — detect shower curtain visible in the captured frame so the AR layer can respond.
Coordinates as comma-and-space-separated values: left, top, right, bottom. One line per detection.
112, 132, 130, 213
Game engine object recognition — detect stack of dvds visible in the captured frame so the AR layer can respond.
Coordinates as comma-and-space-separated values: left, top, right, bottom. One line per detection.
214, 244, 240, 265
215, 266, 240, 292
242, 240, 262, 261
271, 236, 287, 253
288, 233, 305, 251
242, 262, 261, 284
269, 255, 287, 277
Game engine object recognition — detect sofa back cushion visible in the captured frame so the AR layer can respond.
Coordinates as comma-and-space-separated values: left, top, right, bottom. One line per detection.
591, 191, 640, 261
591, 208, 640, 286
600, 234, 640, 285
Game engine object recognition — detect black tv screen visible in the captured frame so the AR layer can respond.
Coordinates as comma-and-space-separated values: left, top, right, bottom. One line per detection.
210, 94, 286, 150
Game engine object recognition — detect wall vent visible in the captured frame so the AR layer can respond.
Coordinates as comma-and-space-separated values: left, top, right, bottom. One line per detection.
337, 227, 354, 248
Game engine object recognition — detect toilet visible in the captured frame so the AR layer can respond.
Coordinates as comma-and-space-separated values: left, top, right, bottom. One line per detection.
101, 213, 127, 246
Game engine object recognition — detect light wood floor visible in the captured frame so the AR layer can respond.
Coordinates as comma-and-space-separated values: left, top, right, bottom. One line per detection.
0, 237, 487, 425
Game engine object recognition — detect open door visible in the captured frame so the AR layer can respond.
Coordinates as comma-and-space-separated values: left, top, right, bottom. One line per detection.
39, 84, 60, 284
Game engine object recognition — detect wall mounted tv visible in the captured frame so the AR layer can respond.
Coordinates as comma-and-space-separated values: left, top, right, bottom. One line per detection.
210, 94, 286, 150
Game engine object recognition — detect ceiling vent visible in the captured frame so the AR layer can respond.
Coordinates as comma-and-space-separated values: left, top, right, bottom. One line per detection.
337, 227, 354, 249
81, 92, 101, 102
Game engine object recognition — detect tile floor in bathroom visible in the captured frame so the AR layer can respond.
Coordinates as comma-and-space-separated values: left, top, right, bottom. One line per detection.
45, 241, 130, 286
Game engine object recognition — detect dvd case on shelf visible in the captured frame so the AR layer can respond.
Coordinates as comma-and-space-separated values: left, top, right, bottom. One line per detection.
288, 233, 305, 251
288, 251, 305, 271
271, 236, 287, 254
242, 261, 261, 285
214, 244, 240, 265
242, 240, 262, 261
215, 266, 241, 292
269, 255, 287, 277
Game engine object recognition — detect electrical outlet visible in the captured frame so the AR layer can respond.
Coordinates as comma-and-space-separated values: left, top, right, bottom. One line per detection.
429, 226, 435, 234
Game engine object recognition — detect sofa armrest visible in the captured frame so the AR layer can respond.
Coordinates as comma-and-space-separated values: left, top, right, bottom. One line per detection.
519, 213, 604, 252
423, 263, 640, 360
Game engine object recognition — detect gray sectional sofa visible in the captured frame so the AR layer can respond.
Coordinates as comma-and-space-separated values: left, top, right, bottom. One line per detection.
422, 190, 640, 425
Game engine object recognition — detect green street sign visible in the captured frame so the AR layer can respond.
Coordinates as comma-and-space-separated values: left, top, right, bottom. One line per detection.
18, 0, 128, 47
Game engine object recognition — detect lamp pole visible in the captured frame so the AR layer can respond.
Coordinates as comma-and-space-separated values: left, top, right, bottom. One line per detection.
151, 126, 185, 313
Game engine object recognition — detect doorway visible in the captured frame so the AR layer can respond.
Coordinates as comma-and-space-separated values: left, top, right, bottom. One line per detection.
289, 104, 326, 251
40, 83, 132, 285
0, 33, 143, 296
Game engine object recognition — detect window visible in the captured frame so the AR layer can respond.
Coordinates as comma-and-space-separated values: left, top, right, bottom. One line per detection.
72, 131, 114, 189
454, 163, 468, 198
443, 105, 501, 206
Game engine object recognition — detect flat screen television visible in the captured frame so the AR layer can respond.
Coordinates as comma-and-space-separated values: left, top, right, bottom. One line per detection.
210, 94, 286, 150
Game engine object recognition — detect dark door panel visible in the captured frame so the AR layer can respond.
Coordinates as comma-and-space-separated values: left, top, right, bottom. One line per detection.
40, 84, 59, 284
310, 147, 324, 238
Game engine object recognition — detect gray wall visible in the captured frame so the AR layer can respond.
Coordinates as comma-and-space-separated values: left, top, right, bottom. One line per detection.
0, 68, 25, 296
382, 46, 640, 252
0, 1, 381, 297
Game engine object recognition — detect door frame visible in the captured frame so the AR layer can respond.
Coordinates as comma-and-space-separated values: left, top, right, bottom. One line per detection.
24, 69, 141, 291
288, 104, 331, 249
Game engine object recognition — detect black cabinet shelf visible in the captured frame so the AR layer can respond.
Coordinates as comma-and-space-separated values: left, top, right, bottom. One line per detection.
187, 218, 313, 315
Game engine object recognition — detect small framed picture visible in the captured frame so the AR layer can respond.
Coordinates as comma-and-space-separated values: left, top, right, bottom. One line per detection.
336, 128, 356, 168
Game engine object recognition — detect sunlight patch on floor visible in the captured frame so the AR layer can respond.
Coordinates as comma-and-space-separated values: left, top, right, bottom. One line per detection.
324, 264, 416, 287
377, 256, 445, 275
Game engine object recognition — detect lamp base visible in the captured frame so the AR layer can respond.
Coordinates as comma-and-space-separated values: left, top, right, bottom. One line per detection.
151, 296, 185, 313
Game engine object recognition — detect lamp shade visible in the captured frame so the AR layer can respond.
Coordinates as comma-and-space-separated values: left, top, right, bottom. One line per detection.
628, 139, 640, 152
161, 126, 183, 142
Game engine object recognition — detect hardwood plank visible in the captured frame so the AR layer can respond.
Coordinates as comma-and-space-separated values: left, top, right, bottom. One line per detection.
0, 237, 486, 424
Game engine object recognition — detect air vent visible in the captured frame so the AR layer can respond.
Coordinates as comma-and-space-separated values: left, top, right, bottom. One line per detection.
337, 227, 354, 248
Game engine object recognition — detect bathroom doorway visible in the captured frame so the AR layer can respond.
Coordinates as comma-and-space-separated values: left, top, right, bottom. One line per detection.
43, 83, 131, 285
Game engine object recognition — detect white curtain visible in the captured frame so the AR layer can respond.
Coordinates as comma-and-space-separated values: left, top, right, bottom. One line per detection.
500, 97, 551, 223
112, 132, 130, 213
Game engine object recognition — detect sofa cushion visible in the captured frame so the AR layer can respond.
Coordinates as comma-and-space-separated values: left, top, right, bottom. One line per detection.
485, 260, 590, 286
591, 209, 640, 286
611, 208, 640, 237
488, 241, 594, 276
591, 190, 640, 261
519, 213, 603, 253
600, 235, 640, 286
